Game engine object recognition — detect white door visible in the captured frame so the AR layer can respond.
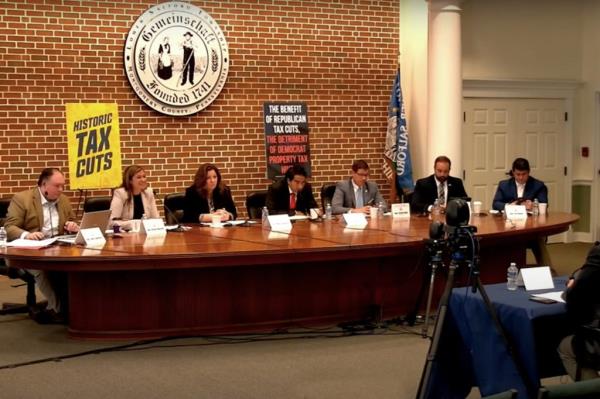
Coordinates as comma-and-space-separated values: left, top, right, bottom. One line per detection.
463, 98, 567, 215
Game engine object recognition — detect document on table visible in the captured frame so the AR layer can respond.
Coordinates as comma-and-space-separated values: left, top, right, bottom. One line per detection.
530, 291, 565, 303
6, 238, 57, 249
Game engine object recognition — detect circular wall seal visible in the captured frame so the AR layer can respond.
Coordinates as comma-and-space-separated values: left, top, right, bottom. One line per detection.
124, 2, 229, 116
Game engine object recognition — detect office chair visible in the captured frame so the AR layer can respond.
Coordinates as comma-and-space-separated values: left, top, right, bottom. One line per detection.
83, 196, 112, 213
537, 378, 600, 398
164, 192, 186, 225
482, 389, 518, 399
245, 190, 268, 219
0, 197, 40, 315
320, 183, 336, 211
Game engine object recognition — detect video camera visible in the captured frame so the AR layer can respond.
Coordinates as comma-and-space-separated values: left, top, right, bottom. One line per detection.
426, 199, 478, 265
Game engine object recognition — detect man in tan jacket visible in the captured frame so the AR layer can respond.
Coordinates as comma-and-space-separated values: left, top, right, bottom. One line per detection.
4, 168, 79, 323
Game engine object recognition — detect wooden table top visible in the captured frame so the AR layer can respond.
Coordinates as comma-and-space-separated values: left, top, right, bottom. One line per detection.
2, 212, 578, 271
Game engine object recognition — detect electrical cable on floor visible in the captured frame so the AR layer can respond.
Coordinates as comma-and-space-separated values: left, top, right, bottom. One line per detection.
0, 319, 425, 371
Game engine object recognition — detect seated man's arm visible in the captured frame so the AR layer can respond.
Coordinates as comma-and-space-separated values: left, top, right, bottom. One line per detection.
331, 183, 348, 215
410, 180, 428, 213
492, 184, 507, 211
373, 184, 387, 212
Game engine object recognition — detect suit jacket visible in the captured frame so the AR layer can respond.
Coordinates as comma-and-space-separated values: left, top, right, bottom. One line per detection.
266, 179, 318, 215
411, 175, 468, 214
492, 176, 548, 211
110, 187, 160, 221
182, 185, 237, 223
331, 179, 386, 215
4, 187, 75, 241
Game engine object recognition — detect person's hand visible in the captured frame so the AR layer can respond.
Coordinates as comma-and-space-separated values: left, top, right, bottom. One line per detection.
567, 278, 575, 289
64, 221, 79, 233
26, 232, 45, 240
352, 206, 370, 214
214, 209, 231, 221
523, 200, 533, 210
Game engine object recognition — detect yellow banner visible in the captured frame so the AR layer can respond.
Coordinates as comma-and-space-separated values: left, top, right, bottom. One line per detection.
65, 103, 122, 189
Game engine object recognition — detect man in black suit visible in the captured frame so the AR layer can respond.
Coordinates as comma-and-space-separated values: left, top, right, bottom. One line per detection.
411, 155, 468, 214
266, 164, 318, 216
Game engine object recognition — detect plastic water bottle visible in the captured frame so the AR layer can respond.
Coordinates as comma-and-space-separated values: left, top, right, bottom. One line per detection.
325, 202, 332, 220
507, 262, 518, 291
377, 201, 384, 218
261, 206, 269, 225
432, 199, 441, 216
0, 226, 6, 248
532, 199, 539, 216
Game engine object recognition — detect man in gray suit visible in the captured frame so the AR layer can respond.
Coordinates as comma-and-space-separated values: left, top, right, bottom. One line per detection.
331, 160, 387, 215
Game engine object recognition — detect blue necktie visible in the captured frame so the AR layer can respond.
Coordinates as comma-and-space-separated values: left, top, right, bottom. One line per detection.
356, 188, 363, 208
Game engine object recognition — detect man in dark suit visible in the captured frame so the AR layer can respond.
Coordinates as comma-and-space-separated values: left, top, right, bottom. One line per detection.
266, 164, 318, 216
492, 157, 548, 211
411, 155, 468, 214
331, 159, 387, 215
4, 168, 80, 323
493, 157, 551, 267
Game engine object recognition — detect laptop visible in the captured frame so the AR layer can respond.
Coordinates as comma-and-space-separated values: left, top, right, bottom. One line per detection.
56, 209, 112, 245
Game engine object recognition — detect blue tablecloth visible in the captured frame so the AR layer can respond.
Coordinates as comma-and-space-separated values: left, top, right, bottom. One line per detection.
425, 277, 570, 399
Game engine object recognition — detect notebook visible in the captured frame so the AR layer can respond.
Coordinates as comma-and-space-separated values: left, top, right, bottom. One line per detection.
56, 209, 112, 245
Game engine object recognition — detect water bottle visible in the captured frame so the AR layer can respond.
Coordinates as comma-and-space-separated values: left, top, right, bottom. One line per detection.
377, 201, 384, 218
261, 206, 269, 225
507, 262, 518, 291
532, 199, 539, 216
0, 226, 6, 248
325, 202, 332, 220
432, 199, 440, 216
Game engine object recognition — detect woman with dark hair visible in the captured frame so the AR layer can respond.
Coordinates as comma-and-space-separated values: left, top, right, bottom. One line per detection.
182, 163, 237, 223
110, 165, 159, 228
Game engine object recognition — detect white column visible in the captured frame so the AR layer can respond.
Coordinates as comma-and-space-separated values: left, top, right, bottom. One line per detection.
427, 0, 463, 174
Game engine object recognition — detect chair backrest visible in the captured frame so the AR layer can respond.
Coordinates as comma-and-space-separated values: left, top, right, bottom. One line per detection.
482, 389, 518, 399
537, 378, 600, 398
320, 183, 337, 211
0, 197, 10, 227
83, 196, 112, 213
164, 192, 186, 225
246, 190, 268, 219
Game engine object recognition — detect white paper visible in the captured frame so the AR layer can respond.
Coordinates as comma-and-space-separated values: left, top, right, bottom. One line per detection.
520, 266, 554, 291
505, 204, 528, 220
391, 203, 410, 219
530, 291, 565, 303
6, 238, 57, 248
267, 214, 293, 231
78, 227, 106, 247
342, 213, 368, 229
140, 218, 167, 235
289, 215, 308, 221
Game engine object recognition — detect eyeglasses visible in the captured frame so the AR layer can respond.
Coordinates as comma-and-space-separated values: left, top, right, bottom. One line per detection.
354, 172, 369, 178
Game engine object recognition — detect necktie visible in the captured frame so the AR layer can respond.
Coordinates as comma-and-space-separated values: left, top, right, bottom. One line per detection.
438, 182, 445, 206
290, 192, 296, 210
355, 188, 363, 208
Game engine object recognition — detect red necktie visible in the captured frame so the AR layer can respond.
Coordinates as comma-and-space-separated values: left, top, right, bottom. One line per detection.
290, 192, 296, 210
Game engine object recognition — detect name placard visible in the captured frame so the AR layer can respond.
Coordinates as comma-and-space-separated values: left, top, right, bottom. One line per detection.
504, 204, 528, 220
391, 203, 410, 219
140, 218, 167, 236
267, 214, 293, 232
76, 227, 106, 247
342, 213, 368, 229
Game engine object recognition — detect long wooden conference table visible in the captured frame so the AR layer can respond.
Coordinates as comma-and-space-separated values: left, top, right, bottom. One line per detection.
3, 212, 577, 339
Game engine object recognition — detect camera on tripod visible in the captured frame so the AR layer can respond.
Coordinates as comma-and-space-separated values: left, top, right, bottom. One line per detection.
426, 199, 478, 265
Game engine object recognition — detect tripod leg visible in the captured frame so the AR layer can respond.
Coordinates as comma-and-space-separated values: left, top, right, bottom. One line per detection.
474, 277, 536, 397
421, 262, 439, 337
415, 262, 458, 399
405, 258, 432, 326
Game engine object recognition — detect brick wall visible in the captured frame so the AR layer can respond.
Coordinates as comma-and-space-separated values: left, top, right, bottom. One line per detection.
0, 0, 399, 217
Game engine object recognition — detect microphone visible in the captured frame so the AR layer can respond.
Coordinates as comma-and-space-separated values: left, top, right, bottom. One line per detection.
163, 202, 185, 232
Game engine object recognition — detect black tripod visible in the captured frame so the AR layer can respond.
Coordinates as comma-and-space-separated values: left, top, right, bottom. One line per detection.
415, 227, 533, 399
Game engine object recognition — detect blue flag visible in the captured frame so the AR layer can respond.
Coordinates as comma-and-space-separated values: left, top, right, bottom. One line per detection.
384, 69, 414, 193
